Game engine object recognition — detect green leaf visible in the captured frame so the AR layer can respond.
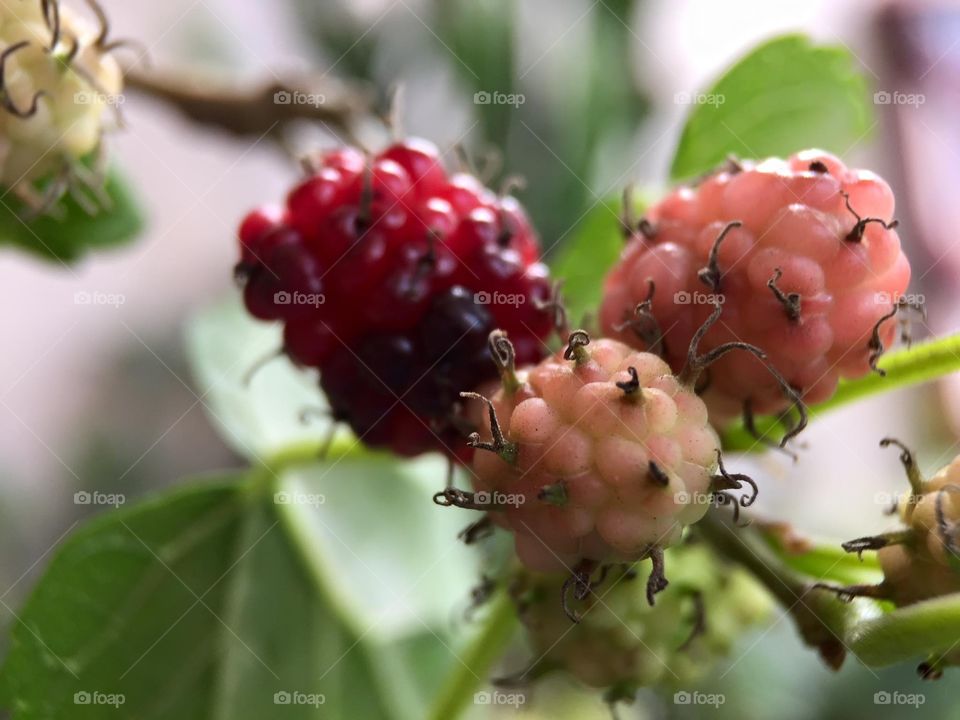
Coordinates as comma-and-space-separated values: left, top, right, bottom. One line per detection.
185, 295, 346, 461
758, 528, 882, 586
275, 453, 480, 643
723, 334, 960, 451
670, 35, 872, 180
549, 192, 649, 323
0, 473, 460, 719
0, 167, 144, 263
812, 333, 960, 415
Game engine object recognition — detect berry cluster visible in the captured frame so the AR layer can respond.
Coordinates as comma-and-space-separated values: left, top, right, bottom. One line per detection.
0, 0, 123, 211
237, 139, 554, 458
512, 545, 770, 695
0, 0, 123, 203
828, 440, 960, 608
600, 150, 912, 420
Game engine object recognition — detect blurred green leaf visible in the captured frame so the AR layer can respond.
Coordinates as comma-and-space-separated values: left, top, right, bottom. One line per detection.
516, 0, 648, 251
549, 192, 649, 323
549, 198, 623, 324
289, 1, 378, 81
186, 295, 479, 637
758, 526, 882, 586
436, 0, 516, 144
276, 453, 480, 643
723, 334, 960, 451
185, 295, 346, 461
671, 35, 872, 180
0, 466, 471, 719
0, 167, 144, 263
813, 333, 960, 415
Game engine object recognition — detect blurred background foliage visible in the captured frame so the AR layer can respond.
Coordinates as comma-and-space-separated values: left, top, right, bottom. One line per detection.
295, 0, 651, 250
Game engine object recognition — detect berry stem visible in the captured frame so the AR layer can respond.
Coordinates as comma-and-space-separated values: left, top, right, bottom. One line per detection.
698, 511, 875, 668
124, 69, 371, 141
847, 594, 960, 668
425, 588, 518, 720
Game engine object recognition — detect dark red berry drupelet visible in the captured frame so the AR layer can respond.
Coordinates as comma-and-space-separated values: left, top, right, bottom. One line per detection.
236, 139, 555, 459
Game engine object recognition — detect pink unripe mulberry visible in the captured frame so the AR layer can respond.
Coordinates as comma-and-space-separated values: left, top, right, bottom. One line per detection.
600, 150, 912, 420
461, 335, 720, 575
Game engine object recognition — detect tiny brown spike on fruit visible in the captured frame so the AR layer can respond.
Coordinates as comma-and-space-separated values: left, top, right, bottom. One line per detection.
648, 461, 669, 487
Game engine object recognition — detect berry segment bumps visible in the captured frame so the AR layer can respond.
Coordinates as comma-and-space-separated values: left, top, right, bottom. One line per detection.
237, 139, 554, 458
441, 327, 768, 613
600, 150, 912, 420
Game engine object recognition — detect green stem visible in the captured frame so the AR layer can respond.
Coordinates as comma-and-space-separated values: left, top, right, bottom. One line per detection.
723, 333, 960, 451
699, 512, 879, 667
848, 595, 960, 667
426, 589, 518, 720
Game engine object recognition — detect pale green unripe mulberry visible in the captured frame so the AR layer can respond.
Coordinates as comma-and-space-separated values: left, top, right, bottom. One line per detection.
511, 544, 772, 697
0, 0, 123, 204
